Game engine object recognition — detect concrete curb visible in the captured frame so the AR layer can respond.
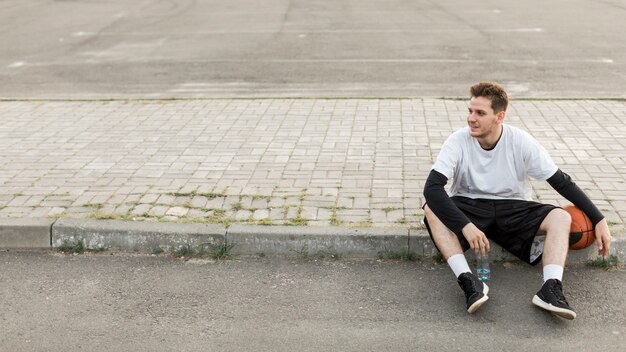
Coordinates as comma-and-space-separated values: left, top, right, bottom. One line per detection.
0, 218, 54, 248
228, 224, 408, 258
0, 217, 624, 264
52, 218, 225, 253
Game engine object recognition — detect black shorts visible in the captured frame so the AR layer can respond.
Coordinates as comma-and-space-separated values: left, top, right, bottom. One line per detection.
424, 196, 558, 265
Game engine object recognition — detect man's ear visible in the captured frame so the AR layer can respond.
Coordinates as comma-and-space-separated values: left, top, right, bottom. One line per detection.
497, 110, 506, 123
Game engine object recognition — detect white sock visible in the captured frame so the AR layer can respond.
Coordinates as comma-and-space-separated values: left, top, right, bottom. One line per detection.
447, 254, 472, 278
543, 264, 564, 282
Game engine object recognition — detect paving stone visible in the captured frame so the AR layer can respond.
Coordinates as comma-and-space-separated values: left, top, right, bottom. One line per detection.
269, 208, 285, 221
108, 194, 126, 204
166, 207, 189, 217
123, 194, 142, 204
386, 209, 405, 223
40, 200, 72, 207
317, 207, 332, 222
252, 209, 270, 220
148, 206, 168, 217
251, 198, 269, 209
7, 196, 31, 207
223, 196, 241, 209
239, 197, 253, 209
188, 196, 207, 209
131, 204, 152, 216
139, 194, 160, 204
66, 206, 94, 215
48, 207, 66, 216
205, 197, 225, 209
285, 206, 299, 219
336, 197, 354, 208
114, 204, 133, 215
30, 207, 54, 217
301, 206, 318, 220
0, 206, 33, 216
235, 210, 253, 220
173, 196, 192, 206
187, 209, 208, 218
370, 209, 388, 223
156, 194, 176, 205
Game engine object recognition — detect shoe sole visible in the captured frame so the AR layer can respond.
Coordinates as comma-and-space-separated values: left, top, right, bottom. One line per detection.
467, 283, 489, 314
532, 295, 577, 320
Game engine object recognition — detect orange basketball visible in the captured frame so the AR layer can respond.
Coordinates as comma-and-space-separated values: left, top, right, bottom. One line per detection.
564, 205, 596, 250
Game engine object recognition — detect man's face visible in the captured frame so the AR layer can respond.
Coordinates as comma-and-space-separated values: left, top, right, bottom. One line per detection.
467, 96, 504, 139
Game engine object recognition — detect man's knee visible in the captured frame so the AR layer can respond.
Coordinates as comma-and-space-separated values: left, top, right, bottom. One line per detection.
423, 203, 436, 220
423, 204, 444, 229
423, 204, 450, 234
550, 208, 572, 225
542, 208, 572, 233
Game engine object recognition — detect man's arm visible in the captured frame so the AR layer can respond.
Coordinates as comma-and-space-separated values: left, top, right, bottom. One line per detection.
547, 169, 603, 224
547, 169, 612, 256
423, 170, 492, 255
423, 169, 470, 236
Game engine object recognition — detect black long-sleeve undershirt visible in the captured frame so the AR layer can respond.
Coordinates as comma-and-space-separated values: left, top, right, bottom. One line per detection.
423, 169, 605, 235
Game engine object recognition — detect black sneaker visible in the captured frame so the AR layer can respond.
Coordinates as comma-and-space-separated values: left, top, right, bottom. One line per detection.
457, 272, 489, 313
532, 279, 576, 320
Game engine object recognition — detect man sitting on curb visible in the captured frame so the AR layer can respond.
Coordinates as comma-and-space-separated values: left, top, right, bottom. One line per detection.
422, 81, 612, 319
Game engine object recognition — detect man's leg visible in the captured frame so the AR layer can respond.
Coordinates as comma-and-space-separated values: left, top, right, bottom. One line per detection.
424, 204, 488, 313
424, 204, 465, 260
539, 208, 571, 269
532, 208, 576, 319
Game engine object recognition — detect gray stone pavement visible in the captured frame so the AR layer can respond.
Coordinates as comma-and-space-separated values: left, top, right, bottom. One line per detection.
0, 98, 625, 255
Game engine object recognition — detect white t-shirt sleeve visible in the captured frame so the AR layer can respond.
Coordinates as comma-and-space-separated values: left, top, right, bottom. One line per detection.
432, 130, 464, 180
521, 131, 558, 181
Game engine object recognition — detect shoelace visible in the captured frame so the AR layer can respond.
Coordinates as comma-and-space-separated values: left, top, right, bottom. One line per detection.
549, 281, 569, 304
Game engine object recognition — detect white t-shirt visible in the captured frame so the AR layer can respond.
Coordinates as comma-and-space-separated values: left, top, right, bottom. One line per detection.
433, 124, 558, 201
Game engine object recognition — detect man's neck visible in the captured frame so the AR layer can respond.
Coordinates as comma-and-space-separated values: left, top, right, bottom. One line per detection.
477, 125, 504, 150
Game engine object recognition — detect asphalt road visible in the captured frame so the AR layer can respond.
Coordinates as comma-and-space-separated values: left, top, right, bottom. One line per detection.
1, 250, 624, 351
1, 0, 625, 99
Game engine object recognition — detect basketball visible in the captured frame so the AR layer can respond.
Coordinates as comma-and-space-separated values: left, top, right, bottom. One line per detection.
564, 205, 596, 250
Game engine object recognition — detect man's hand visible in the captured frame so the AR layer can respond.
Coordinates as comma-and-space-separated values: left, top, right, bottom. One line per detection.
462, 223, 490, 256
595, 218, 612, 257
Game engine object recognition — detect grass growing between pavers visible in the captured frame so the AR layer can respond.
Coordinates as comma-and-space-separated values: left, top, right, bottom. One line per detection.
231, 202, 244, 211
355, 219, 373, 228
284, 215, 309, 226
585, 255, 622, 271
167, 190, 226, 199
254, 218, 275, 226
47, 204, 420, 229
81, 204, 303, 228
35, 189, 426, 230
89, 210, 135, 221
322, 206, 346, 226
22, 182, 426, 229
381, 207, 400, 214
396, 217, 408, 225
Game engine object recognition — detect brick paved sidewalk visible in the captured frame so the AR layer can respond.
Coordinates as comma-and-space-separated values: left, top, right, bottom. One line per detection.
0, 99, 624, 232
